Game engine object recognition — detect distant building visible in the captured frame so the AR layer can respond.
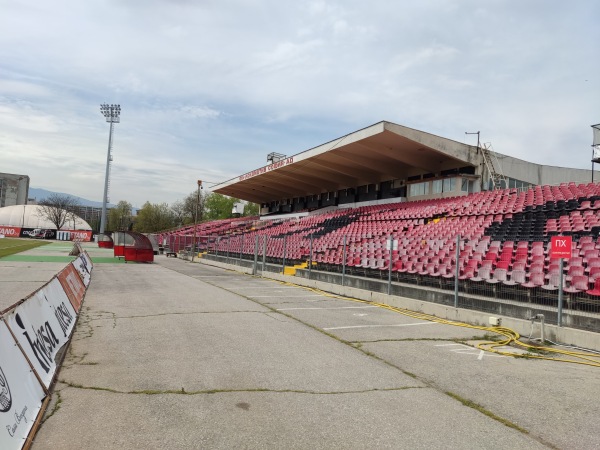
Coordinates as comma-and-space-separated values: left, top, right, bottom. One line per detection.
0, 173, 29, 207
73, 205, 103, 230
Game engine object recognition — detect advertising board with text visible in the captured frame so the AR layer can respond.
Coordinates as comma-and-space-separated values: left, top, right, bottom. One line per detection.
57, 264, 86, 312
4, 279, 77, 389
0, 320, 46, 450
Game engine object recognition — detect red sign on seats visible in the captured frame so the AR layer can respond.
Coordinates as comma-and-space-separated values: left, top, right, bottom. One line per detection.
550, 236, 572, 259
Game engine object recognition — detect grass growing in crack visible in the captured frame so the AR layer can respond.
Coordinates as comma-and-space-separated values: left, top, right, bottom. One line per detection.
352, 337, 459, 344
454, 334, 504, 344
60, 379, 421, 396
479, 333, 504, 341
445, 391, 528, 433
41, 391, 62, 424
402, 370, 418, 379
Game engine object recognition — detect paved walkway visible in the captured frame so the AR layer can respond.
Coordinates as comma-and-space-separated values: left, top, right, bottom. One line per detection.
0, 242, 120, 311
24, 249, 600, 449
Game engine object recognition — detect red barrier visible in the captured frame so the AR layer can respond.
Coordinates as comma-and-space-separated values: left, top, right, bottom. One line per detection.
113, 231, 125, 257
113, 231, 154, 263
123, 247, 154, 262
97, 233, 114, 249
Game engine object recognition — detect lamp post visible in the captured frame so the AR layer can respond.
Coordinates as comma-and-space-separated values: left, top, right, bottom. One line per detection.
99, 103, 121, 236
191, 180, 203, 262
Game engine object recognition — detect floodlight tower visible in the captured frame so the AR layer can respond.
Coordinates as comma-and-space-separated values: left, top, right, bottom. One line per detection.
99, 103, 121, 235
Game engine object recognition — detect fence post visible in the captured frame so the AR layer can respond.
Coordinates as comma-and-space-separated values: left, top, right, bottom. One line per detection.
262, 236, 267, 273
227, 236, 231, 263
387, 235, 393, 295
216, 237, 220, 257
308, 234, 313, 279
191, 234, 196, 262
253, 235, 259, 275
240, 234, 244, 262
557, 257, 564, 327
454, 234, 460, 308
282, 235, 287, 273
342, 235, 347, 286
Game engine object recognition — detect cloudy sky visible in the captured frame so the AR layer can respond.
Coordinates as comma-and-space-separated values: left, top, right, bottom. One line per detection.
1, 0, 598, 207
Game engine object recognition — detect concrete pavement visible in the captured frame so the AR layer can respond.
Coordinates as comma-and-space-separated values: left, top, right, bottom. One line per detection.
1, 243, 595, 448
23, 251, 598, 449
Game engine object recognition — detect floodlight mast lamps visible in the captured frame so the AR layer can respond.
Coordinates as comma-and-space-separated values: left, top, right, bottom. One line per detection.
99, 104, 121, 236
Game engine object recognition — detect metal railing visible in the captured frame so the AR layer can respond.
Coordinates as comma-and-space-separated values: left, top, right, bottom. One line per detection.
194, 233, 600, 334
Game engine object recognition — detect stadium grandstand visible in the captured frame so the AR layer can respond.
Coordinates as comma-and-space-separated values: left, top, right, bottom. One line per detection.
158, 121, 600, 331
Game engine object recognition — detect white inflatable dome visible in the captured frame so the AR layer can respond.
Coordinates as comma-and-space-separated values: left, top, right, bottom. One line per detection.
0, 205, 92, 230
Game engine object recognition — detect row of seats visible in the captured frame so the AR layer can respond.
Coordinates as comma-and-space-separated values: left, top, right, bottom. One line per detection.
158, 182, 600, 305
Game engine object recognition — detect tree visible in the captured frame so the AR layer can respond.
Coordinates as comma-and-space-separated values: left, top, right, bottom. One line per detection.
199, 194, 260, 221
133, 202, 177, 233
243, 202, 260, 217
108, 200, 133, 231
203, 193, 237, 221
170, 192, 258, 226
184, 189, 206, 224
37, 194, 80, 230
170, 200, 186, 226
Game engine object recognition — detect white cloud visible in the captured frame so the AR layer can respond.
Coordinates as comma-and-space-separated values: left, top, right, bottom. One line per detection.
0, 0, 597, 207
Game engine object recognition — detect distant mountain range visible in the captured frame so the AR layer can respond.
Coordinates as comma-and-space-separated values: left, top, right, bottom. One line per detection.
29, 188, 115, 208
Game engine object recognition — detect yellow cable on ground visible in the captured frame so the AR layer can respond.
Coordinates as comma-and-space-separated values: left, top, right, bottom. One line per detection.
271, 278, 600, 367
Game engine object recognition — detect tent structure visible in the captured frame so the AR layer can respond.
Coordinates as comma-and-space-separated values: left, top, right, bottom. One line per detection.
0, 205, 92, 230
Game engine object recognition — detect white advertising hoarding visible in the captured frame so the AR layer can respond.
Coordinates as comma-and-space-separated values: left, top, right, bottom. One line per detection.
0, 320, 46, 450
4, 279, 77, 389
72, 254, 92, 287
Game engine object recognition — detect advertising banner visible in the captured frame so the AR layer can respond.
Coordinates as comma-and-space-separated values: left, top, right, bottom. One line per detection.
72, 254, 92, 287
0, 320, 46, 450
66, 230, 92, 242
4, 279, 77, 389
18, 229, 56, 239
81, 250, 94, 270
0, 226, 21, 238
56, 264, 86, 313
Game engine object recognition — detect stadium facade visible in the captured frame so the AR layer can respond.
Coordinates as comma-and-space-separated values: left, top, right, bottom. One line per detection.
213, 121, 593, 217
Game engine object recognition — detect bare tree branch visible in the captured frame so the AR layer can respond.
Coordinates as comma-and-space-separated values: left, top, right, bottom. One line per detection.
37, 194, 81, 230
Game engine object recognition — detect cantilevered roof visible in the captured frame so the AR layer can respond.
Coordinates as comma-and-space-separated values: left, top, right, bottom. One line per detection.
213, 121, 479, 204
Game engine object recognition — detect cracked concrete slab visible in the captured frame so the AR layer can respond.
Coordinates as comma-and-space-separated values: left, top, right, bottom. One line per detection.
359, 339, 600, 450
31, 253, 567, 449
61, 306, 421, 394
36, 386, 548, 450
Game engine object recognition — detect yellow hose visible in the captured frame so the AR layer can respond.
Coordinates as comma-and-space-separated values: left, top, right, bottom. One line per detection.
272, 279, 600, 367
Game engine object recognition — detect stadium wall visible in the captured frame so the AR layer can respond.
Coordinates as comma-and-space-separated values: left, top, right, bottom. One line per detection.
498, 153, 594, 186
